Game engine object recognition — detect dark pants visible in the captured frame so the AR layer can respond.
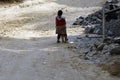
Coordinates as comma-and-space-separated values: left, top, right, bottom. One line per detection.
57, 34, 68, 42
57, 34, 61, 41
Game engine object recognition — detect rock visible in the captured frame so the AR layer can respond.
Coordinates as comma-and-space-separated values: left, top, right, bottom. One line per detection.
110, 46, 120, 55
103, 37, 112, 44
113, 37, 120, 44
73, 22, 78, 25
73, 16, 85, 25
84, 51, 89, 56
97, 43, 105, 51
84, 56, 90, 60
94, 43, 99, 49
84, 24, 95, 34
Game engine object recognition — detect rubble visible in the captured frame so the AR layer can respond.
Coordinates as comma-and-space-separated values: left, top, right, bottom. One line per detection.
73, 1, 120, 36
113, 37, 120, 44
70, 0, 120, 77
71, 34, 120, 64
110, 46, 120, 55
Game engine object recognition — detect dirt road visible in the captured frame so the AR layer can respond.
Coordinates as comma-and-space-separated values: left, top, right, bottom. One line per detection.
0, 0, 119, 80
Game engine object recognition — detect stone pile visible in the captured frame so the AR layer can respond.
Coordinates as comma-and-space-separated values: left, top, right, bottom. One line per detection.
73, 34, 120, 64
73, 2, 120, 36
72, 0, 120, 64
105, 19, 120, 36
83, 40, 120, 64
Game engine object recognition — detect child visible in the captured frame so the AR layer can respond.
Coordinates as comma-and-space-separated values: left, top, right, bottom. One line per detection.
55, 10, 68, 43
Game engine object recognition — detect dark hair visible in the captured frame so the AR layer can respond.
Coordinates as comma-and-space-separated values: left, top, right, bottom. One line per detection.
57, 10, 63, 17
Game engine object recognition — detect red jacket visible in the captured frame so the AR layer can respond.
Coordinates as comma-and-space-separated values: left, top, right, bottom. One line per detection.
56, 16, 66, 26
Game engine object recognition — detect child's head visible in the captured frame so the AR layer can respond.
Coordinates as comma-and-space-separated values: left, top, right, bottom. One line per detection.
57, 10, 63, 17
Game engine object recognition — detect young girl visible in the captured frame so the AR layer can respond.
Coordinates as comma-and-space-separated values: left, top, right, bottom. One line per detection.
55, 10, 68, 43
